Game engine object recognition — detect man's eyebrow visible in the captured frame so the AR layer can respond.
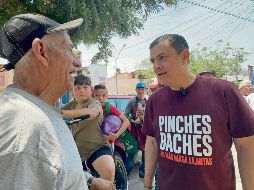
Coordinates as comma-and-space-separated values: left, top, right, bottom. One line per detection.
156, 53, 166, 58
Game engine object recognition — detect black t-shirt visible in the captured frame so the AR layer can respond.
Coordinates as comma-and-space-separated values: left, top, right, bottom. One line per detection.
142, 76, 254, 190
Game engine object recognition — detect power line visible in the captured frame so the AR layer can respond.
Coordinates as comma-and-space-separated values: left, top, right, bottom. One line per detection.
118, 1, 229, 58
187, 1, 244, 40
192, 2, 244, 46
180, 0, 254, 23
215, 2, 253, 48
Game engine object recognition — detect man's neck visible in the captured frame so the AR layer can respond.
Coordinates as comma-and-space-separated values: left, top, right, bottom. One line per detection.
137, 96, 145, 100
168, 73, 196, 91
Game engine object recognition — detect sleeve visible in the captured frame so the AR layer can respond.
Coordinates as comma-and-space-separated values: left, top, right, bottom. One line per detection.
124, 99, 133, 118
224, 83, 254, 138
142, 97, 155, 137
61, 100, 76, 110
110, 104, 121, 117
89, 99, 103, 115
0, 152, 59, 190
84, 171, 93, 182
246, 94, 254, 111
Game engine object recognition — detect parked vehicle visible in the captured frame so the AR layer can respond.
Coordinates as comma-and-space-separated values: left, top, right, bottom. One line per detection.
107, 95, 135, 113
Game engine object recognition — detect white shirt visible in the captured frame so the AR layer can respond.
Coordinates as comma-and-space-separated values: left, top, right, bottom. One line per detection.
246, 93, 254, 111
0, 86, 88, 190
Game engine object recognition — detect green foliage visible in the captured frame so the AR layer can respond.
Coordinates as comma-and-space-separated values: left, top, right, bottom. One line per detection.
136, 58, 156, 83
190, 41, 249, 79
0, 0, 176, 63
135, 41, 249, 81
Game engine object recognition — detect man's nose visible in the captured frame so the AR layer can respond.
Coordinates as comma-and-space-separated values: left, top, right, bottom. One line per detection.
153, 60, 161, 71
73, 55, 81, 68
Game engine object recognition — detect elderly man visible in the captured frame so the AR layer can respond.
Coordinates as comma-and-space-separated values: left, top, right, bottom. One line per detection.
239, 80, 253, 97
239, 80, 254, 111
198, 68, 216, 78
0, 14, 114, 190
143, 34, 254, 190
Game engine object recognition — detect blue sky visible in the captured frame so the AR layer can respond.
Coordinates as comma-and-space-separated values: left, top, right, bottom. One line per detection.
1, 0, 253, 77
79, 0, 254, 77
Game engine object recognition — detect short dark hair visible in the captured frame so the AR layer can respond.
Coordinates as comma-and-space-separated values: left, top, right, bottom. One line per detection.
149, 34, 189, 54
74, 74, 91, 86
94, 84, 107, 91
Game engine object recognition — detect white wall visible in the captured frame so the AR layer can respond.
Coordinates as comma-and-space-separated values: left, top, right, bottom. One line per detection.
89, 64, 107, 86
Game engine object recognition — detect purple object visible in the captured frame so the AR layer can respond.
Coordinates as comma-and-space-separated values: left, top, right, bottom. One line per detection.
102, 115, 122, 136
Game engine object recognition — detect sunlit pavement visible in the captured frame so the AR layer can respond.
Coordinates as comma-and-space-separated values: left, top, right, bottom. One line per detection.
128, 146, 242, 190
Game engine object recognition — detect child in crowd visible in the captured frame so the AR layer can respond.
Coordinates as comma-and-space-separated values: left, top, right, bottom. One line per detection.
61, 75, 115, 181
93, 84, 130, 142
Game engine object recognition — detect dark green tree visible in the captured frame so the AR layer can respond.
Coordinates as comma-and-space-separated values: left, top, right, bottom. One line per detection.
0, 0, 176, 63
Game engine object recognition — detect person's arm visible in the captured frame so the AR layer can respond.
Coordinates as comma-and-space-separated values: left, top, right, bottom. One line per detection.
84, 172, 115, 190
61, 107, 100, 120
234, 136, 254, 190
124, 100, 133, 118
106, 114, 130, 141
144, 136, 158, 190
91, 178, 116, 190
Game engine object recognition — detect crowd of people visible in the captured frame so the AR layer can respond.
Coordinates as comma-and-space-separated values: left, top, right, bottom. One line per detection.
0, 13, 254, 190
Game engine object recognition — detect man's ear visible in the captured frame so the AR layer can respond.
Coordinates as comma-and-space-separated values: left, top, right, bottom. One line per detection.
181, 49, 190, 64
31, 38, 49, 69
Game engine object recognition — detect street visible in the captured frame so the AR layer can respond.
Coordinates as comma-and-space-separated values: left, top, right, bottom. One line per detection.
128, 145, 242, 190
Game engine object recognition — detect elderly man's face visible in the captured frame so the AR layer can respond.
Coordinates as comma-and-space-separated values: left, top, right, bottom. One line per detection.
240, 83, 252, 96
47, 33, 81, 92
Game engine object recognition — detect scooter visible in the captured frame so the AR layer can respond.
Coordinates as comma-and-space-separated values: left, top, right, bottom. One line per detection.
64, 115, 128, 190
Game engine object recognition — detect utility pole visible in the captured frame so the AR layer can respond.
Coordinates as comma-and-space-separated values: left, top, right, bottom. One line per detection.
115, 44, 126, 95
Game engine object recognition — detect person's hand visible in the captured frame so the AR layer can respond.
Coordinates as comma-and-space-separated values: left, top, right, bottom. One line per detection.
105, 132, 119, 141
133, 117, 142, 125
136, 107, 144, 118
90, 177, 116, 190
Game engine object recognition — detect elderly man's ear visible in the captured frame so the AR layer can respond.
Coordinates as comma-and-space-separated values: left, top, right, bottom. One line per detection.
31, 38, 49, 68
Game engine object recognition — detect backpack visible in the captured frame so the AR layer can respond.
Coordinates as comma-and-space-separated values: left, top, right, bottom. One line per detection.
105, 102, 139, 155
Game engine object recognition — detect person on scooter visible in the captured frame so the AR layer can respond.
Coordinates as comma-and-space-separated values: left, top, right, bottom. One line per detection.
61, 74, 115, 182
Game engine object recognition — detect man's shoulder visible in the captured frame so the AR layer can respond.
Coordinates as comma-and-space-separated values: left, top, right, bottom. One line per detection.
199, 77, 233, 87
149, 86, 168, 99
247, 93, 254, 101
247, 93, 254, 98
198, 77, 237, 94
128, 97, 137, 104
86, 98, 102, 110
0, 89, 44, 118
0, 109, 60, 159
